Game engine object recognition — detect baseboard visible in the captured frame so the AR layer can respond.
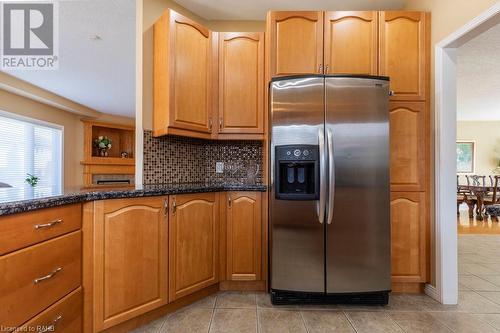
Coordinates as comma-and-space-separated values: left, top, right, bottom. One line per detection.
424, 283, 440, 302
219, 280, 266, 291
391, 282, 425, 293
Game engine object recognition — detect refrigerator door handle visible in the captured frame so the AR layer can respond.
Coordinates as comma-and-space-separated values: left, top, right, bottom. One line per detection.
318, 128, 326, 224
326, 129, 334, 225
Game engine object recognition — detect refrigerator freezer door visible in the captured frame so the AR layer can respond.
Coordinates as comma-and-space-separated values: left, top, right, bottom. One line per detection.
325, 77, 391, 293
270, 77, 325, 293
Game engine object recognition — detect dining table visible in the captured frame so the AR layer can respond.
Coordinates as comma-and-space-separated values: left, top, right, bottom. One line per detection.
458, 184, 499, 221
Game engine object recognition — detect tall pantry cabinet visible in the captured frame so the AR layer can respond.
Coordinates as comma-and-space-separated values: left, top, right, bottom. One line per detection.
267, 10, 431, 292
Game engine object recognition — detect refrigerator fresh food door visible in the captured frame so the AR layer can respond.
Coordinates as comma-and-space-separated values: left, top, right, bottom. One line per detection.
270, 76, 326, 293
325, 76, 391, 293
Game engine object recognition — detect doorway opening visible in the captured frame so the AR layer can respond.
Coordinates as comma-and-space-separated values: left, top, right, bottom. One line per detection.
434, 3, 500, 305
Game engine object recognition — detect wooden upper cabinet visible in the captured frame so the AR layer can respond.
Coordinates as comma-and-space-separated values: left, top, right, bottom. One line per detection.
268, 11, 324, 76
226, 192, 262, 281
390, 102, 426, 191
154, 9, 215, 138
391, 192, 427, 283
218, 32, 264, 135
379, 11, 429, 100
169, 193, 219, 301
93, 197, 168, 331
324, 11, 378, 75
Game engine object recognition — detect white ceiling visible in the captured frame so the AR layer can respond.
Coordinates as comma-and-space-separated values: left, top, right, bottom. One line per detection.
457, 23, 500, 121
2, 0, 136, 118
173, 0, 407, 21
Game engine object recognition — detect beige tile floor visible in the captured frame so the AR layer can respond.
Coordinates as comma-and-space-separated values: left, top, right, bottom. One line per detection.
131, 235, 500, 332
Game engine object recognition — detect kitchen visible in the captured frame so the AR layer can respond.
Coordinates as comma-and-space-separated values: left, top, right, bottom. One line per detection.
1, 0, 499, 332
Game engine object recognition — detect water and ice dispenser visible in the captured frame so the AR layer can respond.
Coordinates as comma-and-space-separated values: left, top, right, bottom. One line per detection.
274, 145, 319, 200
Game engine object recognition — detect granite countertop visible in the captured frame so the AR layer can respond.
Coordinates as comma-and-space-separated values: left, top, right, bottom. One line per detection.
0, 183, 267, 216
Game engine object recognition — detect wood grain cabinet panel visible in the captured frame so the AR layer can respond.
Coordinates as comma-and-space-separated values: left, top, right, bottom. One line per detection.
390, 102, 426, 191
0, 231, 81, 327
268, 11, 324, 76
324, 11, 378, 75
169, 193, 219, 301
226, 192, 262, 281
379, 11, 428, 100
218, 32, 264, 135
154, 9, 214, 138
17, 287, 82, 333
391, 192, 427, 282
93, 197, 168, 331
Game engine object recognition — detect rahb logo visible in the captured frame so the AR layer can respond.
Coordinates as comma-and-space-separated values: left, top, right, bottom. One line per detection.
1, 1, 59, 70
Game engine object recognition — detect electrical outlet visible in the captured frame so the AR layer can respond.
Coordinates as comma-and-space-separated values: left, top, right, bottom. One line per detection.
215, 162, 224, 174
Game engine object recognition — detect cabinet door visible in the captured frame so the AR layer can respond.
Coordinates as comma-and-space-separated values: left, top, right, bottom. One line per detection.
324, 11, 377, 75
390, 102, 426, 191
379, 11, 428, 100
391, 192, 427, 282
226, 192, 262, 281
268, 11, 323, 76
218, 32, 264, 135
169, 193, 219, 301
170, 12, 213, 133
93, 197, 168, 331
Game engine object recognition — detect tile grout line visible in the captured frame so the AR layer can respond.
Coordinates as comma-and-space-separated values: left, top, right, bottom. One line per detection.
298, 309, 310, 333
207, 295, 217, 333
342, 310, 359, 333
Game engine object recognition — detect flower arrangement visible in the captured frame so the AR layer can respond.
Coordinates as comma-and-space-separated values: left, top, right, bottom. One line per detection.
94, 136, 112, 157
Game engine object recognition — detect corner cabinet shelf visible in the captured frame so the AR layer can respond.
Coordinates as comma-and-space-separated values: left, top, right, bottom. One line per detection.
81, 120, 135, 189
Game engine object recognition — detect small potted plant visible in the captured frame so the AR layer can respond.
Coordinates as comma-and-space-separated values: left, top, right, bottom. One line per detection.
94, 136, 112, 157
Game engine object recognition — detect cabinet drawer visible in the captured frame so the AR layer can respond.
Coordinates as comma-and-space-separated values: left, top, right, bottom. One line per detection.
0, 203, 82, 255
16, 287, 82, 333
0, 231, 82, 327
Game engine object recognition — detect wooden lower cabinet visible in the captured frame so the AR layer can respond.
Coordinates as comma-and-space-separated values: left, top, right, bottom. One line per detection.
225, 192, 262, 281
18, 287, 83, 333
391, 192, 428, 284
92, 197, 168, 331
169, 193, 219, 301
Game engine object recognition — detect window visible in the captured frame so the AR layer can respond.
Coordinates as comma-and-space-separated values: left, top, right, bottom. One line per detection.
0, 112, 63, 201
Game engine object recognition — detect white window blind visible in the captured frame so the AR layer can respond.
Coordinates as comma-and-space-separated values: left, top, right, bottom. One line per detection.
0, 113, 62, 201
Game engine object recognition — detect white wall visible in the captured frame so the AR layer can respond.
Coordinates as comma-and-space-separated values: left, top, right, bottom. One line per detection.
457, 24, 500, 121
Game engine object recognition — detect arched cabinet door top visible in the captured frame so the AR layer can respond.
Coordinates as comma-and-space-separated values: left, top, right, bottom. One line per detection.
383, 11, 424, 22
325, 11, 377, 22
272, 11, 322, 22
221, 32, 262, 42
170, 11, 209, 38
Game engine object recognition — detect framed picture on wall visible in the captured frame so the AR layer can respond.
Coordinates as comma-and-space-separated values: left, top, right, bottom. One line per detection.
457, 141, 476, 173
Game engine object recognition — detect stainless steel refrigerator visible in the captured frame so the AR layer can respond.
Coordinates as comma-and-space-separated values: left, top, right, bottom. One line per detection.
269, 75, 391, 305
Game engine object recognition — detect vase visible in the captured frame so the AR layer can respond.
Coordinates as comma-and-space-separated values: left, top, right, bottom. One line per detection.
99, 149, 108, 157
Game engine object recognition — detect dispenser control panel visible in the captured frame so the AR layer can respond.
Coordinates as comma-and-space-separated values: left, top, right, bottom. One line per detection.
275, 145, 319, 200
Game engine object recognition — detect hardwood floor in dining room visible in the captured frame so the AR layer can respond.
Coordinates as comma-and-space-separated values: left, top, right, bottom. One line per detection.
458, 208, 500, 235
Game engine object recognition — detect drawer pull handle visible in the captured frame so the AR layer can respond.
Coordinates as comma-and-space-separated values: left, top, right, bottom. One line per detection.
39, 315, 62, 333
35, 219, 62, 229
34, 267, 62, 284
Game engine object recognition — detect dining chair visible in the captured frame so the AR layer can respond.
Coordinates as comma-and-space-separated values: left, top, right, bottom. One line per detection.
485, 176, 500, 222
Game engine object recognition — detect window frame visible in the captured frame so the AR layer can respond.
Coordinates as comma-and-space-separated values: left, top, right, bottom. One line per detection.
0, 109, 65, 189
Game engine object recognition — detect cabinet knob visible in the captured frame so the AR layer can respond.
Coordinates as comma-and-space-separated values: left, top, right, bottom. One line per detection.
209, 119, 213, 132
325, 64, 329, 74
219, 118, 223, 130
228, 195, 232, 208
172, 197, 177, 215
163, 199, 168, 216
318, 64, 323, 74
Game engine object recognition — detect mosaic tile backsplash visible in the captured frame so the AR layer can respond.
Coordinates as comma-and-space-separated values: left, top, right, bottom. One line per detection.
143, 130, 263, 185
